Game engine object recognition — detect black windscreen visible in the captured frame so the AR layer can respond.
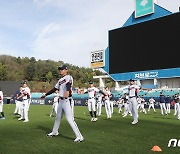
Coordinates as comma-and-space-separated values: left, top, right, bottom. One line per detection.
109, 12, 180, 74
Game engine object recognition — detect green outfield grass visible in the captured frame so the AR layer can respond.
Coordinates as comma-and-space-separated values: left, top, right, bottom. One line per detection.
0, 104, 180, 154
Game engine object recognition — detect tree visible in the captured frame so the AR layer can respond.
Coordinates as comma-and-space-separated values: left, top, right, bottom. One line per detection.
46, 71, 53, 83
0, 63, 7, 80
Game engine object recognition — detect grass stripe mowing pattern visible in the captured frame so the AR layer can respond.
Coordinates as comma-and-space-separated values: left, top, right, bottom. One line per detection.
0, 104, 180, 154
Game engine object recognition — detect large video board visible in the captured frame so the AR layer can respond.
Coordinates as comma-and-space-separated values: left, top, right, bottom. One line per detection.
109, 12, 180, 76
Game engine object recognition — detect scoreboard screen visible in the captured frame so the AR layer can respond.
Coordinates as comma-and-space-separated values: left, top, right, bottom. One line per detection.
109, 12, 180, 74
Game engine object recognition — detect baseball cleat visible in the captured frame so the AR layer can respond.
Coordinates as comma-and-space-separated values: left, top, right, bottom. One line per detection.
46, 132, 59, 137
18, 117, 24, 121
131, 120, 138, 125
93, 118, 97, 122
91, 118, 94, 122
23, 119, 29, 122
73, 137, 84, 142
0, 117, 5, 120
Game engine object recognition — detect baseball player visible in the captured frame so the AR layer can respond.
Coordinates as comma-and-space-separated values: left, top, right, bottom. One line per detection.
127, 79, 151, 125
50, 90, 59, 117
173, 94, 180, 120
165, 95, 171, 114
84, 81, 99, 122
122, 93, 131, 117
102, 86, 112, 119
41, 65, 83, 142
148, 97, 156, 113
0, 87, 5, 119
17, 81, 31, 122
12, 86, 23, 116
117, 96, 124, 113
159, 92, 168, 115
139, 96, 147, 114
96, 93, 103, 116
109, 93, 114, 114
136, 96, 142, 111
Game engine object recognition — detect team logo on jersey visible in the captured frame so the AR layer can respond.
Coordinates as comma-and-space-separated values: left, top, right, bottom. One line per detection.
59, 79, 66, 85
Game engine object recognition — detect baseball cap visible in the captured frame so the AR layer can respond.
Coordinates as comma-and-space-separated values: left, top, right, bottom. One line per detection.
129, 79, 135, 82
58, 65, 68, 70
89, 81, 93, 84
22, 81, 27, 84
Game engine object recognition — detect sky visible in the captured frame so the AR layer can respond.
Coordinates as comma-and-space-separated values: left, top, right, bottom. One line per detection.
0, 0, 179, 67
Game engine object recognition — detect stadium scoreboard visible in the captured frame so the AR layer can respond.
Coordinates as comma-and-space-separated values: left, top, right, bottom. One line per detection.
109, 12, 180, 75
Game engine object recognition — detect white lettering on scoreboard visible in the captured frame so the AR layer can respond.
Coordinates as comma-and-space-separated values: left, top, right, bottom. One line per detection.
90, 50, 105, 68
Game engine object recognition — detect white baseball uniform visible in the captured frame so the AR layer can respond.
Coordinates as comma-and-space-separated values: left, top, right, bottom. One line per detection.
87, 87, 99, 112
50, 74, 83, 140
118, 97, 124, 113
86, 86, 99, 121
20, 86, 31, 121
148, 98, 156, 112
140, 98, 147, 114
136, 97, 142, 110
122, 95, 131, 117
128, 84, 141, 123
103, 90, 112, 119
96, 93, 103, 116
109, 94, 114, 114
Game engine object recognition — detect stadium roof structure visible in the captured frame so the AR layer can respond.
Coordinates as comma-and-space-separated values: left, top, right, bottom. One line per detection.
122, 4, 172, 27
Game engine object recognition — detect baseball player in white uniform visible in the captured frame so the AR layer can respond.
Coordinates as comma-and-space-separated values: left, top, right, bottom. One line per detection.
118, 96, 124, 113
96, 93, 103, 116
0, 88, 5, 119
136, 96, 142, 111
109, 93, 114, 114
140, 96, 147, 114
84, 81, 99, 122
18, 81, 31, 122
41, 65, 83, 142
128, 79, 151, 125
50, 90, 59, 117
122, 93, 131, 117
148, 97, 156, 113
102, 86, 112, 119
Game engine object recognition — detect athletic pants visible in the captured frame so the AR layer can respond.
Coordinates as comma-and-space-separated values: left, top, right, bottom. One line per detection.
129, 97, 138, 121
96, 102, 102, 116
104, 99, 111, 118
160, 103, 167, 115
51, 98, 83, 139
148, 103, 156, 112
21, 99, 29, 120
88, 98, 96, 112
166, 103, 171, 114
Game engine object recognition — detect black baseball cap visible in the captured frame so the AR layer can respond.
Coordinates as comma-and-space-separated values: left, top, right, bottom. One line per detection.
58, 65, 68, 70
129, 79, 135, 82
89, 81, 93, 84
22, 81, 27, 84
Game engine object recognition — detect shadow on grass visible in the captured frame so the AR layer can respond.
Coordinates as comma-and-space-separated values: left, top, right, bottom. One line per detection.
74, 116, 87, 121
36, 125, 73, 141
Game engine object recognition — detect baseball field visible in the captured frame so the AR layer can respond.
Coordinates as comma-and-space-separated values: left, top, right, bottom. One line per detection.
0, 104, 180, 154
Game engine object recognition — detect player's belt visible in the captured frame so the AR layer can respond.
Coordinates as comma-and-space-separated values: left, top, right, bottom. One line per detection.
89, 97, 94, 99
59, 97, 68, 100
129, 96, 136, 98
